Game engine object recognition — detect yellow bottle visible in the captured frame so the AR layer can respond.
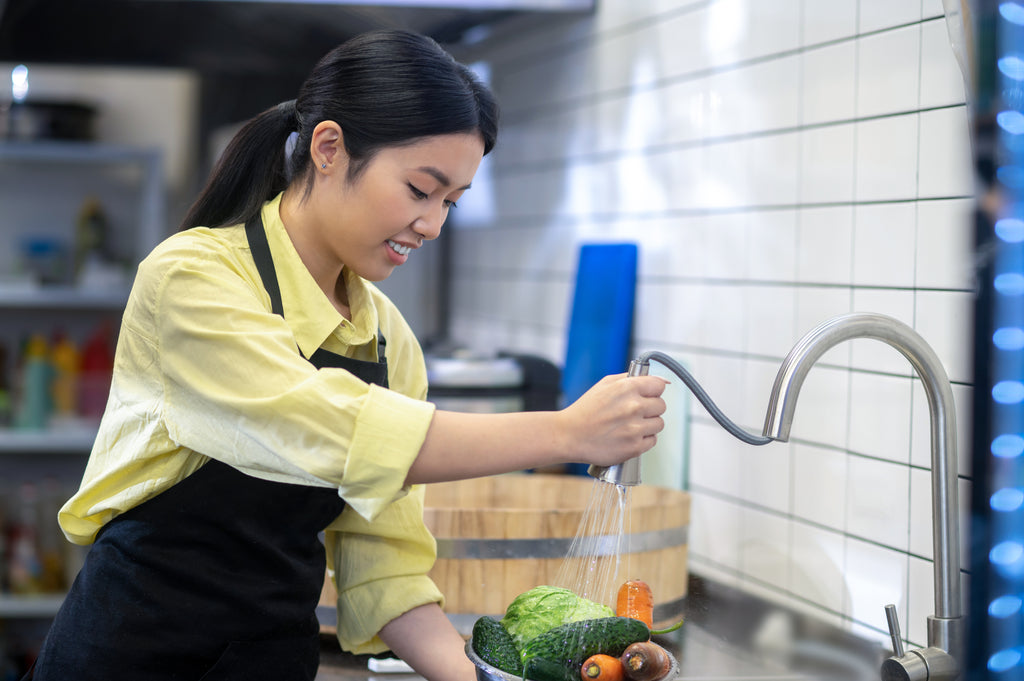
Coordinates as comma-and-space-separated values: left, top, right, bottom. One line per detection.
50, 333, 80, 423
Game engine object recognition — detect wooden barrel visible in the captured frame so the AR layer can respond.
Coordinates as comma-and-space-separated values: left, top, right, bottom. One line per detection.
423, 474, 690, 633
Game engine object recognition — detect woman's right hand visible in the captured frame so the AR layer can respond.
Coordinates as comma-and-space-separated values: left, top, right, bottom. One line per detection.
409, 372, 668, 485
557, 373, 668, 467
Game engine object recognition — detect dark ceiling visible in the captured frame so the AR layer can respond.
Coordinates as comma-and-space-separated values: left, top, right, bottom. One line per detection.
0, 1, 590, 171
0, 1, 528, 77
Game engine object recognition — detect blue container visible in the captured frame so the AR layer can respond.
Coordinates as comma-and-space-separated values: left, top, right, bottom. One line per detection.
560, 243, 638, 475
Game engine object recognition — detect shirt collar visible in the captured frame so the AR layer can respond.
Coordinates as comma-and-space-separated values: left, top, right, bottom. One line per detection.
261, 194, 380, 357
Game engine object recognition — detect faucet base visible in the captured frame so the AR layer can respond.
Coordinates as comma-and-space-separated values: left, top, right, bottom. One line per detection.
881, 647, 959, 681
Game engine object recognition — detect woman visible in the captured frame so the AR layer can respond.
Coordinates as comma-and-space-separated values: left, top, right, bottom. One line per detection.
27, 30, 666, 681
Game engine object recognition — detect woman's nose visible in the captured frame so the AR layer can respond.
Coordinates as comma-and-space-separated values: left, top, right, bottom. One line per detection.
415, 204, 447, 241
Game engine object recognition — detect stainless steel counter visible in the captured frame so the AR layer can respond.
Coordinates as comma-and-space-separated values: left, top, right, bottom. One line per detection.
316, 576, 887, 681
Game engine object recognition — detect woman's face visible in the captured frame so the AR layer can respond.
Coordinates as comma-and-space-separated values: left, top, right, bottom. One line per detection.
314, 132, 485, 283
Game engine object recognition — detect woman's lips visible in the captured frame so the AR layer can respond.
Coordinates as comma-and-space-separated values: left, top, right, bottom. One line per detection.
387, 239, 412, 256
386, 239, 411, 264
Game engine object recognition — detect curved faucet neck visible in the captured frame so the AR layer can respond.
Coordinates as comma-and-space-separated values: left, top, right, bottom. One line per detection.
762, 313, 961, 658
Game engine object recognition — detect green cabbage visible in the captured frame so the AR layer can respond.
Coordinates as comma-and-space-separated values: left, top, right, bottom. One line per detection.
499, 585, 614, 650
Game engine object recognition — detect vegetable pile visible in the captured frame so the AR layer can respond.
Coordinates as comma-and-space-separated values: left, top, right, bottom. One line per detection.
471, 581, 681, 681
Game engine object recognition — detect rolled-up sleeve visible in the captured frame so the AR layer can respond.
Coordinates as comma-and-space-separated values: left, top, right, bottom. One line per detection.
325, 485, 444, 654
342, 385, 434, 519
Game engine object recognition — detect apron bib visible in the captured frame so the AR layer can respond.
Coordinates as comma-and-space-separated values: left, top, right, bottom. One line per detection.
28, 214, 387, 681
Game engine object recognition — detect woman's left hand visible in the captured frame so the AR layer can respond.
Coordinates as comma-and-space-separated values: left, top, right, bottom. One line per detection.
378, 603, 477, 681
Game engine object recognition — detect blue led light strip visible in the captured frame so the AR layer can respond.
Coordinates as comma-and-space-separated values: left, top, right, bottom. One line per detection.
985, 2, 1024, 673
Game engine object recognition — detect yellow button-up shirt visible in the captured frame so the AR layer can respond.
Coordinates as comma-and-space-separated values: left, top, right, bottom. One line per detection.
59, 193, 442, 654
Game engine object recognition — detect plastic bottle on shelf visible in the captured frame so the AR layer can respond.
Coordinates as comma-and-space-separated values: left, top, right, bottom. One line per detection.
6, 482, 43, 595
79, 323, 113, 421
13, 334, 51, 431
48, 332, 80, 427
73, 197, 125, 289
74, 197, 109, 281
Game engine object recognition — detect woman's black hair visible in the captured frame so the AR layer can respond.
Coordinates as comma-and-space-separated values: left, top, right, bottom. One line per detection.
180, 30, 499, 230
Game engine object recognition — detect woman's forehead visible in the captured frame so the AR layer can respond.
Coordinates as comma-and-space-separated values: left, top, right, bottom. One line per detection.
377, 133, 484, 183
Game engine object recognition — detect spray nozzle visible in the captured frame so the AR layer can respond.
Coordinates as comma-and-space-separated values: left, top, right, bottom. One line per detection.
587, 358, 649, 486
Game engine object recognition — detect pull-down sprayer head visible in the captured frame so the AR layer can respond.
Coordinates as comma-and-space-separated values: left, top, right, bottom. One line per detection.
587, 359, 649, 486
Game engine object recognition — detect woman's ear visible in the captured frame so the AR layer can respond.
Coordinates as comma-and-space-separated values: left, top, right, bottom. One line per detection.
310, 120, 345, 172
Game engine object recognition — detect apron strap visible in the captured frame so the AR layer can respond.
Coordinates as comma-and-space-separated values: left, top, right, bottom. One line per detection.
245, 212, 284, 317
243, 214, 387, 360
243, 211, 388, 379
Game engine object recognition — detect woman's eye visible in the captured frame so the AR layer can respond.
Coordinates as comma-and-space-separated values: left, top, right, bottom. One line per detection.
409, 182, 456, 208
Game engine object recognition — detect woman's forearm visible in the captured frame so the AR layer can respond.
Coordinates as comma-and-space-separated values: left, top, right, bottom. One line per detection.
408, 409, 569, 484
406, 373, 667, 485
378, 603, 476, 681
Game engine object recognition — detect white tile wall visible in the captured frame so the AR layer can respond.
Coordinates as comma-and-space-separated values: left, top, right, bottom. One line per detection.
802, 1, 857, 45
800, 42, 857, 124
859, 0, 923, 33
855, 114, 920, 201
856, 26, 921, 117
800, 123, 856, 203
920, 18, 970, 107
915, 199, 975, 289
790, 522, 848, 615
848, 373, 914, 462
919, 107, 974, 197
852, 202, 917, 288
451, 0, 973, 651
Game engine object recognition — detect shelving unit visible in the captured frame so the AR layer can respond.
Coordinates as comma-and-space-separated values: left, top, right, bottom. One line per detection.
0, 595, 64, 619
0, 140, 166, 642
0, 285, 129, 310
0, 140, 164, 256
0, 427, 100, 454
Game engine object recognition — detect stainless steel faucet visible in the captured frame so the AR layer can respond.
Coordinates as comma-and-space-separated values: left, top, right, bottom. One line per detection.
764, 312, 961, 680
590, 312, 963, 679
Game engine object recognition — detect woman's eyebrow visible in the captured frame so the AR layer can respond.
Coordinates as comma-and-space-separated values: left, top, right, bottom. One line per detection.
416, 166, 472, 191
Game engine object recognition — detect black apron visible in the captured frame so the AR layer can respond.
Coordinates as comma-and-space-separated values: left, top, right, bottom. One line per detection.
27, 214, 388, 681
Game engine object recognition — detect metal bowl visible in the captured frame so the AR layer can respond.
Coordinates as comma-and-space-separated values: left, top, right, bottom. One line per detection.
465, 638, 681, 681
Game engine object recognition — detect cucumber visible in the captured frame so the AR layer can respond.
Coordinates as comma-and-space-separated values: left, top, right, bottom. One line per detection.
521, 616, 649, 675
472, 616, 523, 675
524, 656, 579, 681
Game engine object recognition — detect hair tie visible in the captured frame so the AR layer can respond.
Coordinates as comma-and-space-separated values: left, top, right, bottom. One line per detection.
277, 99, 297, 126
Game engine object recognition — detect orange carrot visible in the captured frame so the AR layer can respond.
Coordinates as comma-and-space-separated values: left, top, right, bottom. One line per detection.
615, 579, 654, 627
620, 641, 672, 681
581, 654, 626, 681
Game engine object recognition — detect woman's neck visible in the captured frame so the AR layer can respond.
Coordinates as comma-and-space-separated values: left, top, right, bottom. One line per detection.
279, 188, 349, 319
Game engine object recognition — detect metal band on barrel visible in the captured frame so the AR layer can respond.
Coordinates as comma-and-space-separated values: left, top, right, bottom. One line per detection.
434, 525, 688, 560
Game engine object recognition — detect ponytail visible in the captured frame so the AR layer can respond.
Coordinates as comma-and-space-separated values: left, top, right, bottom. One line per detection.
179, 100, 297, 230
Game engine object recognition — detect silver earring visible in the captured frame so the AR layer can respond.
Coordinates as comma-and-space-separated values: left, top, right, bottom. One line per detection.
321, 163, 327, 169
